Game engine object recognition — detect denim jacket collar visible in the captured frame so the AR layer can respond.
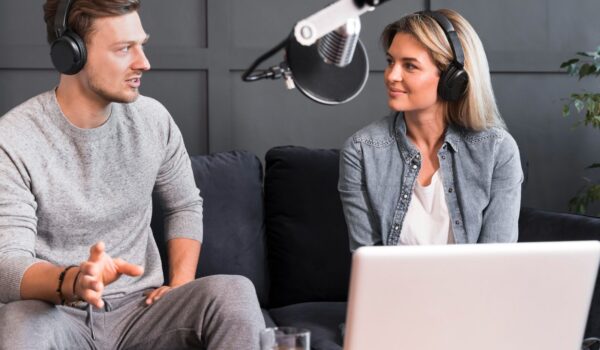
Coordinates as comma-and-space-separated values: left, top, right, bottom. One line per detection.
393, 112, 461, 162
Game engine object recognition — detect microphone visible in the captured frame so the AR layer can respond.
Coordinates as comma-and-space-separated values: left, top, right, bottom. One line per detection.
317, 17, 361, 68
242, 0, 390, 105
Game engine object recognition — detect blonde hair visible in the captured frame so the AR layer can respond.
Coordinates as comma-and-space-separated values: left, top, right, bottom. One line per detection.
381, 9, 505, 131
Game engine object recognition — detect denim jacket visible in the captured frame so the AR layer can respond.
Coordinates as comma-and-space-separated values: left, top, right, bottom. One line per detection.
338, 112, 523, 251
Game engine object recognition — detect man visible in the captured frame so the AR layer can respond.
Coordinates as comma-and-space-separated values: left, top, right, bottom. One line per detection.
0, 0, 265, 348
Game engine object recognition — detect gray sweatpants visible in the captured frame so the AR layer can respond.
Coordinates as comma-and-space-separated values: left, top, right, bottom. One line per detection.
0, 275, 265, 350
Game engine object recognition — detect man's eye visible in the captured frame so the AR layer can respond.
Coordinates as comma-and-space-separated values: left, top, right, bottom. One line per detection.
119, 46, 130, 53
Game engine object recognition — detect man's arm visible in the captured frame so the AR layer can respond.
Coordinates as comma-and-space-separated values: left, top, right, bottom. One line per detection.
144, 238, 200, 305
167, 238, 201, 287
20, 262, 70, 305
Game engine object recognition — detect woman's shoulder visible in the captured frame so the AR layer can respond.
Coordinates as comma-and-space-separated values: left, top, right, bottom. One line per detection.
345, 113, 397, 148
452, 126, 519, 158
454, 125, 516, 146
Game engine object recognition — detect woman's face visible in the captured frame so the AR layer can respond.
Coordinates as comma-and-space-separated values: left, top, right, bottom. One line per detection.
384, 33, 441, 113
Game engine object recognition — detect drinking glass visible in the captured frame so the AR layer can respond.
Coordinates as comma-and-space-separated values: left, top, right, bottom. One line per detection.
260, 327, 310, 350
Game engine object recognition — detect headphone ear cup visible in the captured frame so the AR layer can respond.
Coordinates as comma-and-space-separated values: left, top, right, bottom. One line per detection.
50, 30, 87, 75
438, 63, 469, 102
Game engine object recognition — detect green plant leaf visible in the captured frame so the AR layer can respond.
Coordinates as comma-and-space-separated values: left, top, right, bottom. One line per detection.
579, 64, 595, 79
574, 98, 585, 112
587, 163, 600, 169
562, 104, 570, 117
560, 58, 579, 68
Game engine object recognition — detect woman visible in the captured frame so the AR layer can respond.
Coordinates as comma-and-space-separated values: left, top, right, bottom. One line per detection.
338, 9, 523, 251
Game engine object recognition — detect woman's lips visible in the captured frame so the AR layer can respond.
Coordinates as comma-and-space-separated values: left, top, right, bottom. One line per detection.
388, 88, 407, 97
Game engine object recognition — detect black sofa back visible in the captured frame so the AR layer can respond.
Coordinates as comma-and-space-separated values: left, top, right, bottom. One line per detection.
151, 150, 270, 306
264, 146, 351, 308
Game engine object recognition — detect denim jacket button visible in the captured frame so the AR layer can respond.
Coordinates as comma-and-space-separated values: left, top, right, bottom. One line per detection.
403, 194, 408, 199
394, 224, 400, 231
412, 164, 417, 170
448, 187, 453, 193
455, 220, 461, 225
441, 155, 446, 160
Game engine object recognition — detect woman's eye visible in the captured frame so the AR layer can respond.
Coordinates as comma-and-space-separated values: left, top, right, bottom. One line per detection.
386, 58, 393, 66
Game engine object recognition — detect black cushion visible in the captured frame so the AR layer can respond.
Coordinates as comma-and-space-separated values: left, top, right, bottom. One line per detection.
269, 302, 346, 350
518, 207, 600, 338
152, 151, 269, 306
264, 146, 351, 307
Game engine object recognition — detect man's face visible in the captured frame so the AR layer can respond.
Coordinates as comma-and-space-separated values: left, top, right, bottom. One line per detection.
81, 11, 150, 104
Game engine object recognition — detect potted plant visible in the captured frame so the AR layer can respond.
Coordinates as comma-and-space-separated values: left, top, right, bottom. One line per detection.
560, 46, 600, 216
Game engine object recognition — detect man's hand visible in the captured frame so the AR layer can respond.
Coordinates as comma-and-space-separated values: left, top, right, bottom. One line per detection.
76, 241, 144, 308
144, 285, 176, 305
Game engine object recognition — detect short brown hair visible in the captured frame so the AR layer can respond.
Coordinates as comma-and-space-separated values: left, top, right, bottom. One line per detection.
43, 0, 140, 44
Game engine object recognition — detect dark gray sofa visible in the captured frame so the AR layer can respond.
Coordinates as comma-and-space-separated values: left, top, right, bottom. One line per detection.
151, 145, 600, 350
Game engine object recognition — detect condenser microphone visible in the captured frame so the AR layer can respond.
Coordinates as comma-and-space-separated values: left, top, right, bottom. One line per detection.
317, 17, 361, 68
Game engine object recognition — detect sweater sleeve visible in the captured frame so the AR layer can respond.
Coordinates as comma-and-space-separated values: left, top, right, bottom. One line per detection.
153, 115, 203, 243
0, 147, 43, 303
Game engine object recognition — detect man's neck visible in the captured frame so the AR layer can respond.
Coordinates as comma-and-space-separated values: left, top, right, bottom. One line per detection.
55, 78, 112, 129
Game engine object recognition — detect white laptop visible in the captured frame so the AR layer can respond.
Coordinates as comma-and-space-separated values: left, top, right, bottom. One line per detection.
343, 241, 600, 350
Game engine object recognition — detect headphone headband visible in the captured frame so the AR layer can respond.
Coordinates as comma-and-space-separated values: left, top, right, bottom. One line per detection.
419, 11, 465, 67
54, 0, 73, 38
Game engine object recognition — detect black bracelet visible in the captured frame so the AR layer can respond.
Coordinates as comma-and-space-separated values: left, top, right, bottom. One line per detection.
71, 269, 82, 301
56, 265, 77, 305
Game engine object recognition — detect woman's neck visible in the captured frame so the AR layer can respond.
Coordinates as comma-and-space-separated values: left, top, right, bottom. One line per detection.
404, 106, 446, 154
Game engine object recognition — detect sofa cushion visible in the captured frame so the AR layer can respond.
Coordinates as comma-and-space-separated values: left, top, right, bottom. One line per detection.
518, 207, 600, 338
264, 146, 351, 307
268, 302, 346, 350
152, 150, 269, 306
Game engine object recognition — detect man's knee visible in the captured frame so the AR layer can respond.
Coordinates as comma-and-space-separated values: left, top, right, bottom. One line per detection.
199, 275, 257, 301
0, 301, 58, 347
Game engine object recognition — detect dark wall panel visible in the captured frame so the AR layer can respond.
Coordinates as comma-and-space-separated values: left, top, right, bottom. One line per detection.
494, 73, 600, 212
0, 70, 59, 116
139, 0, 207, 49
140, 70, 208, 156
0, 2, 47, 46
432, 0, 600, 71
231, 72, 390, 159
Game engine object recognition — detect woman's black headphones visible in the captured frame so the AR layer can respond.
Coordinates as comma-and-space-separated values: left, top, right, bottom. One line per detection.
418, 11, 469, 102
50, 0, 87, 75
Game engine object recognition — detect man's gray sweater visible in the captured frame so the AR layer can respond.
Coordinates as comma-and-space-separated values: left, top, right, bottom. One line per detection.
0, 90, 203, 304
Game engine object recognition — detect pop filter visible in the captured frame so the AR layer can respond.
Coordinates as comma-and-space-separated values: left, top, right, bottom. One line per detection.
286, 33, 369, 105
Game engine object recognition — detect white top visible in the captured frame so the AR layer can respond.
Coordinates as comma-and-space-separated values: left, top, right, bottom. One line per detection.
399, 171, 454, 245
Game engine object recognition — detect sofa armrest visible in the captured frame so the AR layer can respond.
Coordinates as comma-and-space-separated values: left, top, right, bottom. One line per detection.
518, 207, 600, 338
518, 207, 600, 242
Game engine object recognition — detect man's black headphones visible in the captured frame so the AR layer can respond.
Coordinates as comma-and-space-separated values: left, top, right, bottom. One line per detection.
418, 11, 469, 102
50, 0, 87, 75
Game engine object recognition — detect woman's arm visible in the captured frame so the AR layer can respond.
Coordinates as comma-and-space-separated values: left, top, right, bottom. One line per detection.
478, 134, 524, 243
338, 138, 382, 251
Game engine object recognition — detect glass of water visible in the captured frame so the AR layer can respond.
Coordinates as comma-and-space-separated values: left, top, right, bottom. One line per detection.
260, 327, 310, 350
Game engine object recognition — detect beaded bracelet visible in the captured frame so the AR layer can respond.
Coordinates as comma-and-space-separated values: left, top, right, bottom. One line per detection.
56, 265, 77, 305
